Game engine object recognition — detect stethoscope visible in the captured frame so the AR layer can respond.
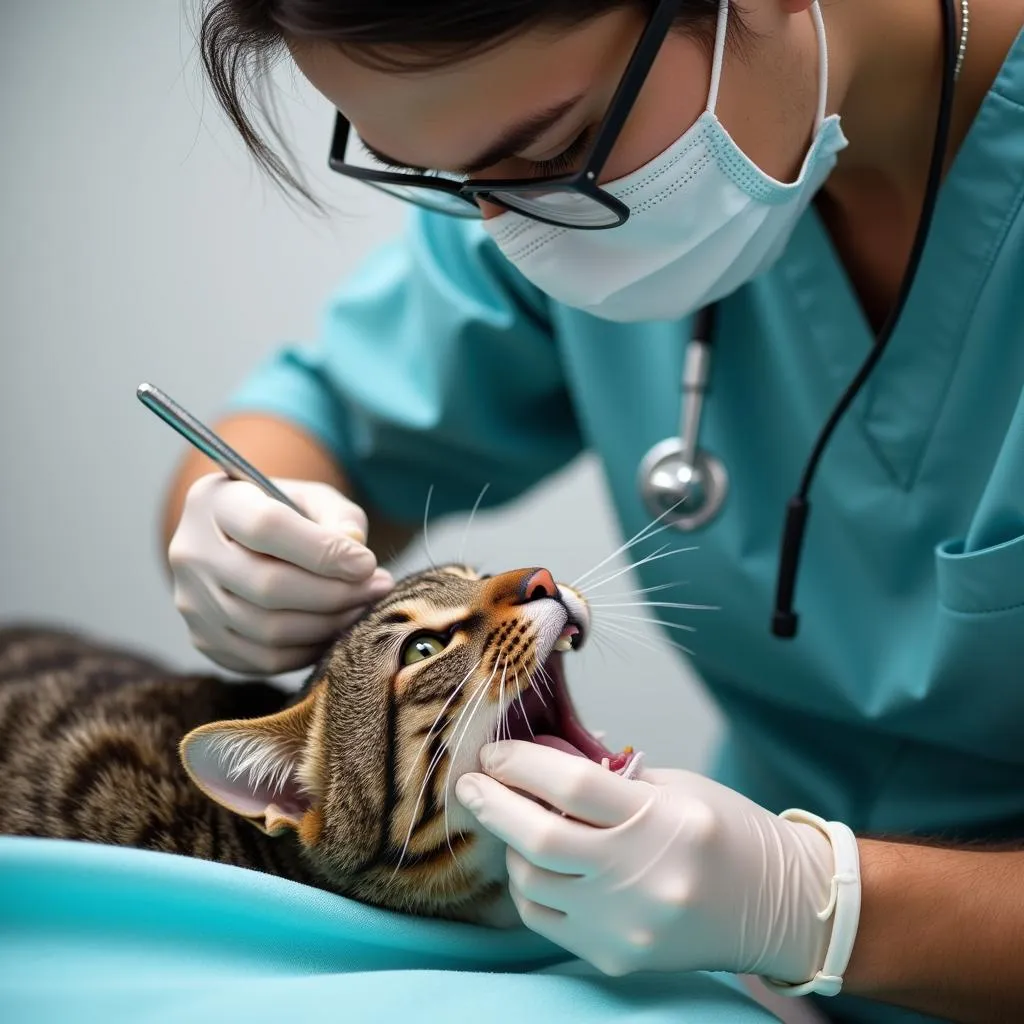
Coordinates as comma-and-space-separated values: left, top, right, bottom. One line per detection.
638, 305, 726, 532
638, 0, 960, 639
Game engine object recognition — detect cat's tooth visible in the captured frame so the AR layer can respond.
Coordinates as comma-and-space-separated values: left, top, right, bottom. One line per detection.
600, 757, 610, 771
553, 637, 573, 652
617, 750, 644, 781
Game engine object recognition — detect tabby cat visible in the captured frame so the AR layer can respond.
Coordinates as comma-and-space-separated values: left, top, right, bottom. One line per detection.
0, 564, 640, 927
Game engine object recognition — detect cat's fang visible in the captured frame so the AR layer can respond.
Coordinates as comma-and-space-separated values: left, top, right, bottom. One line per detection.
553, 624, 580, 653
499, 646, 641, 778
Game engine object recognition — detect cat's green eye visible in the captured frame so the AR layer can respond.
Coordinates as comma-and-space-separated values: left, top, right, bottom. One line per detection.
401, 633, 448, 666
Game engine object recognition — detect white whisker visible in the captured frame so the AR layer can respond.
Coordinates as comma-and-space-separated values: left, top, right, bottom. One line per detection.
512, 663, 539, 740
597, 617, 696, 659
392, 658, 482, 877
597, 618, 681, 660
443, 661, 498, 860
571, 498, 689, 590
497, 656, 509, 742
582, 544, 697, 596
586, 630, 629, 665
589, 600, 719, 612
497, 663, 504, 742
579, 541, 672, 591
533, 661, 555, 703
586, 581, 691, 602
457, 483, 491, 566
422, 484, 437, 569
399, 658, 480, 793
444, 658, 498, 777
597, 611, 697, 634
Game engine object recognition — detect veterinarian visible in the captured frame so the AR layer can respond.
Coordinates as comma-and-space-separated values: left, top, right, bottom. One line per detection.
163, 1, 1024, 1021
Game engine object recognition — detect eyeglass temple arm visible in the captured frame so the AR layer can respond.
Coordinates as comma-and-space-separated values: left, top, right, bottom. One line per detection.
583, 0, 685, 177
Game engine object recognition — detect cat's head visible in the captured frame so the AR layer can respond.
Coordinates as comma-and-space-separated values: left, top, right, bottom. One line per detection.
179, 564, 638, 926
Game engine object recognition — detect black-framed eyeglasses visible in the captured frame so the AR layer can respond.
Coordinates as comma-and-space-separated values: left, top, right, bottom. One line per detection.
327, 0, 682, 230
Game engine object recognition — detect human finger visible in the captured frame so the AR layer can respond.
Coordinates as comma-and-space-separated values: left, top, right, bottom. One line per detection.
216, 544, 393, 612
506, 847, 579, 912
213, 482, 378, 582
211, 590, 368, 647
479, 740, 653, 827
508, 883, 568, 943
187, 620, 326, 675
456, 771, 594, 874
277, 479, 369, 542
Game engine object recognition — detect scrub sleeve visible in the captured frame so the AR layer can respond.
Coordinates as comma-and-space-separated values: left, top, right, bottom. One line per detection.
228, 209, 584, 524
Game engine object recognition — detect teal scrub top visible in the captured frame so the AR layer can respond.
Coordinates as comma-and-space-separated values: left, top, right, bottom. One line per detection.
224, 28, 1024, 1024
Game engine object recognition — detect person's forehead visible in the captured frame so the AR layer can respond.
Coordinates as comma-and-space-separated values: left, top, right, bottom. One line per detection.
289, 9, 638, 169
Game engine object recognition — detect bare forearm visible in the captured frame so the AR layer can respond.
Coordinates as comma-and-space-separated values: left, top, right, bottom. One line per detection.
842, 838, 1024, 1022
160, 412, 416, 562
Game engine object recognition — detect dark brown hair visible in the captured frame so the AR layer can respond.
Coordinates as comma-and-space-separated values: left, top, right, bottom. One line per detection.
197, 0, 725, 205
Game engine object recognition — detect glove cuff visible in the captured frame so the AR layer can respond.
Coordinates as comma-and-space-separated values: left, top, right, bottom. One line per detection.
761, 809, 862, 999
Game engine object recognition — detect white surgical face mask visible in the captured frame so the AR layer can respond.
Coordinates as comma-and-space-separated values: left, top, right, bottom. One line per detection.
483, 0, 848, 323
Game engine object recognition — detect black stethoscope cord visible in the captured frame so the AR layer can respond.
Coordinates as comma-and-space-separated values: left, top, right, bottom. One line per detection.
770, 0, 959, 638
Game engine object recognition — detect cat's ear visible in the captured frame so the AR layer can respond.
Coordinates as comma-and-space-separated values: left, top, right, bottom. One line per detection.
180, 690, 323, 837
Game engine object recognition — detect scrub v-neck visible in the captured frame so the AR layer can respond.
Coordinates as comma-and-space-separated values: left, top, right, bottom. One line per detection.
781, 26, 1024, 489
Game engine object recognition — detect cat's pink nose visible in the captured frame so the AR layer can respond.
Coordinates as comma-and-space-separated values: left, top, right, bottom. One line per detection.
520, 568, 558, 603
482, 567, 561, 609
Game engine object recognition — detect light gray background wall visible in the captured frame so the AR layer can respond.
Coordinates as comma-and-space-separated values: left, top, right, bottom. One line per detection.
0, 1, 722, 771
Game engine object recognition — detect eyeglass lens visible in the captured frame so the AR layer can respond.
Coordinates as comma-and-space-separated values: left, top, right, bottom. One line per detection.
346, 128, 617, 226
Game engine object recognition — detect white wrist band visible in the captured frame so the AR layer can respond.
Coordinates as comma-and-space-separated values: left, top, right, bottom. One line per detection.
762, 808, 862, 999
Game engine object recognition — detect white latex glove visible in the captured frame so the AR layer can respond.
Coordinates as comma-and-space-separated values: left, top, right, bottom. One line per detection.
456, 741, 861, 992
168, 474, 394, 674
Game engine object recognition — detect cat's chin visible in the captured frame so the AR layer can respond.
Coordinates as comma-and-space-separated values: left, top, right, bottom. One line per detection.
498, 651, 642, 781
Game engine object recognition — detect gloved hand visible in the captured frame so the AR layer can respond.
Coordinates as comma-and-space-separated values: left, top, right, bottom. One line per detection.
457, 741, 860, 990
168, 474, 394, 674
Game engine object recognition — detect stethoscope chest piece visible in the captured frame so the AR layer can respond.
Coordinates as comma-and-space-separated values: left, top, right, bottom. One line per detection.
637, 305, 728, 531
634, 0, 958, 629
638, 437, 728, 530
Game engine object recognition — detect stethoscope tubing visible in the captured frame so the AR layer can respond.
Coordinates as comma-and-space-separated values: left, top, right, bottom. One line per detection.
637, 0, 959, 640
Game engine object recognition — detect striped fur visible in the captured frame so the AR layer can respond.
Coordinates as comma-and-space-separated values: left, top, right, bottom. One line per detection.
0, 565, 587, 926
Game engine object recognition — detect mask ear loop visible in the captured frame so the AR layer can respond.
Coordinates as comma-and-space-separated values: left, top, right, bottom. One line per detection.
707, 1, 829, 132
810, 2, 829, 131
705, 0, 730, 114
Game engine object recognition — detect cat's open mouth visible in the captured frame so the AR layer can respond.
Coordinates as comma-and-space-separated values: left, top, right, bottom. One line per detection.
499, 623, 641, 779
